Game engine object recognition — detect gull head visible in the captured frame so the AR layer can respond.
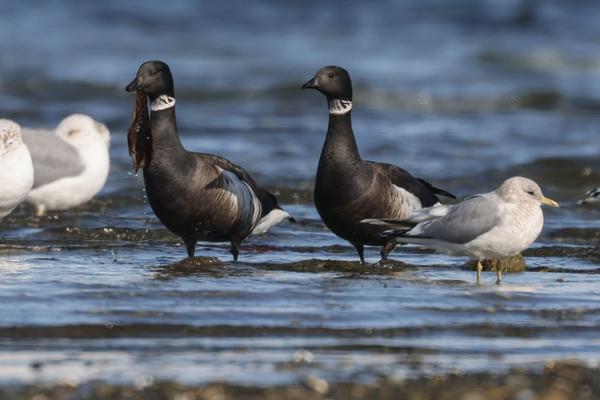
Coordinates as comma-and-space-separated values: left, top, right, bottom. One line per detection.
56, 114, 111, 148
496, 176, 559, 208
0, 119, 24, 156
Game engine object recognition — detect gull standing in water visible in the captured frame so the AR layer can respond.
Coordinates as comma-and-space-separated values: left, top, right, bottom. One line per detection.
21, 114, 111, 216
364, 177, 559, 283
0, 120, 33, 220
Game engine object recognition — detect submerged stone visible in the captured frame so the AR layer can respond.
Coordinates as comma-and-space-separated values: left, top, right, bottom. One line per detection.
466, 253, 527, 272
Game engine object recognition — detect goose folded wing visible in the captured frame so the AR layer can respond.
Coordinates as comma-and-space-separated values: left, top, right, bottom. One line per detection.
200, 153, 289, 227
199, 153, 259, 190
366, 161, 444, 207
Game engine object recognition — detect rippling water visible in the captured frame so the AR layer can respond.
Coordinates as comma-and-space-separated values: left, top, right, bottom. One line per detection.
0, 0, 599, 387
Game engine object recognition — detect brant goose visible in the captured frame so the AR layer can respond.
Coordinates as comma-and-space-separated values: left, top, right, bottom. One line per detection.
365, 177, 559, 283
22, 114, 111, 216
0, 120, 33, 220
578, 187, 600, 205
302, 66, 455, 263
126, 60, 292, 260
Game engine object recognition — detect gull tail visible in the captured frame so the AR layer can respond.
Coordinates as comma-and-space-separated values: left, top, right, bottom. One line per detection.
417, 178, 456, 200
362, 218, 450, 249
360, 218, 416, 239
361, 218, 411, 226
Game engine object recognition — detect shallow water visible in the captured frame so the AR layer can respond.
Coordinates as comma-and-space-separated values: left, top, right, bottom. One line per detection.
1, 0, 600, 387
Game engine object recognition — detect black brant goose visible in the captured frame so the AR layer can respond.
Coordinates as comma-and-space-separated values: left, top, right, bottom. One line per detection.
578, 187, 600, 205
126, 60, 292, 260
302, 66, 455, 263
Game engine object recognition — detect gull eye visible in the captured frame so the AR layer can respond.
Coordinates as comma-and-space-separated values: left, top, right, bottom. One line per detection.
526, 190, 535, 196
328, 72, 335, 79
68, 129, 80, 137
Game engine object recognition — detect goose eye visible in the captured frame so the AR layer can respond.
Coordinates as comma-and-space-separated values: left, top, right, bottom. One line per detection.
328, 72, 335, 79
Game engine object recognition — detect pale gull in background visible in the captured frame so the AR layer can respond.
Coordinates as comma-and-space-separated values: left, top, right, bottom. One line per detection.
363, 177, 559, 283
0, 120, 34, 220
21, 114, 111, 216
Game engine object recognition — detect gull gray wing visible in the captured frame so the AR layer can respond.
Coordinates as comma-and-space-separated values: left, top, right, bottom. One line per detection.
407, 194, 502, 244
362, 205, 450, 226
21, 129, 85, 189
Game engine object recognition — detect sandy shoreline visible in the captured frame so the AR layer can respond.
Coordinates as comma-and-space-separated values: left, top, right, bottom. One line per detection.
2, 362, 598, 400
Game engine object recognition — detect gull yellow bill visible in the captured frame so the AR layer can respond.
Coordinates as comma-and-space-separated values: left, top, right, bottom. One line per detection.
541, 196, 559, 208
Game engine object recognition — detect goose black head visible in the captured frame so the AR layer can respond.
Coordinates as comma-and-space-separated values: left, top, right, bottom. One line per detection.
126, 60, 174, 99
302, 66, 352, 101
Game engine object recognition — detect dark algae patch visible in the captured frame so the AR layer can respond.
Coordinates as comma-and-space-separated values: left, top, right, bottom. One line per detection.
261, 258, 411, 273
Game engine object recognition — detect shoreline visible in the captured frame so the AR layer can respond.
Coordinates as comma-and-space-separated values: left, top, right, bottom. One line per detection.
2, 362, 598, 400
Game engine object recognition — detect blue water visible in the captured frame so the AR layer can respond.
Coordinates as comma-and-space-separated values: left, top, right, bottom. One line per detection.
0, 0, 599, 386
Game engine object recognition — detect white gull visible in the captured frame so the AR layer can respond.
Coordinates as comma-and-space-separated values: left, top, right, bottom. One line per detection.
21, 114, 110, 215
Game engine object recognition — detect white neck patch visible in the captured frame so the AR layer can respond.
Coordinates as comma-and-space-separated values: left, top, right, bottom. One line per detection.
328, 99, 352, 115
151, 95, 176, 111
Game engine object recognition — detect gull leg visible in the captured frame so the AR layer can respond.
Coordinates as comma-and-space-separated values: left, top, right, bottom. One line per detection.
36, 204, 46, 217
476, 260, 483, 284
496, 269, 503, 284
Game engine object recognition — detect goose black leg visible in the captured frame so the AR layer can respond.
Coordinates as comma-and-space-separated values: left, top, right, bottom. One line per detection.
353, 243, 365, 264
184, 238, 197, 258
230, 237, 241, 261
379, 240, 396, 263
